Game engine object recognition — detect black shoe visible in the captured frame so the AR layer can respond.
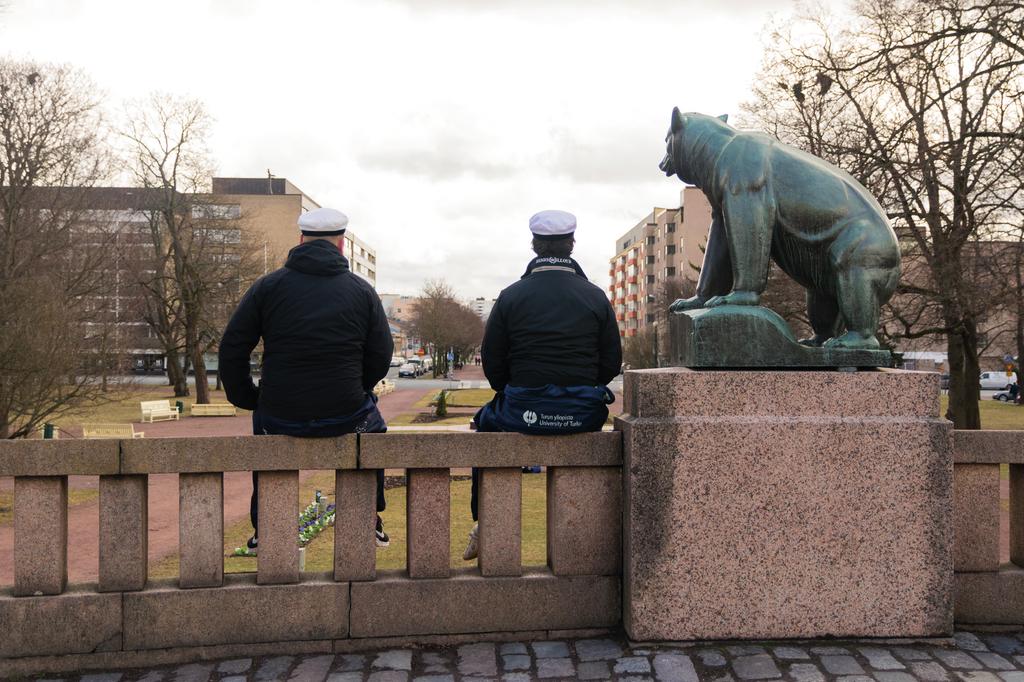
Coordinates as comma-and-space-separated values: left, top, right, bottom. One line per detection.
376, 515, 390, 548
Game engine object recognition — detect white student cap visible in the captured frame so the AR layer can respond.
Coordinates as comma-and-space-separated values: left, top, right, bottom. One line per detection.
529, 210, 576, 241
298, 208, 349, 236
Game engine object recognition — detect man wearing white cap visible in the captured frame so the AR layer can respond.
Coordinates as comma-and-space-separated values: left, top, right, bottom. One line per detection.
219, 207, 394, 553
463, 209, 622, 560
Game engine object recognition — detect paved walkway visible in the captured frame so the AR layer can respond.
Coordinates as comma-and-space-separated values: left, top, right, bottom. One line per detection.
16, 630, 1024, 681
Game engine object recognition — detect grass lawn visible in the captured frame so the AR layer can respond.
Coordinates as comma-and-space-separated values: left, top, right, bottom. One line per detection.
149, 472, 548, 580
413, 388, 496, 410
54, 386, 250, 430
940, 395, 1024, 430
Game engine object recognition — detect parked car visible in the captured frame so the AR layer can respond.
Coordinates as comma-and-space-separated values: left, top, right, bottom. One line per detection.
980, 371, 1015, 391
398, 363, 418, 378
390, 356, 406, 367
994, 390, 1016, 402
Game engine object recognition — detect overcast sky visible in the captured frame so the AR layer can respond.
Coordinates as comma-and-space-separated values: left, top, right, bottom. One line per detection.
0, 0, 796, 299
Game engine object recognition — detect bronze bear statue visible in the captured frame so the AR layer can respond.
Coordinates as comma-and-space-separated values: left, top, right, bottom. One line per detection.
660, 109, 901, 350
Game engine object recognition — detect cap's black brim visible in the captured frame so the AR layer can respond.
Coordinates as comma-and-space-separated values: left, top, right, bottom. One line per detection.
531, 231, 575, 241
301, 229, 346, 237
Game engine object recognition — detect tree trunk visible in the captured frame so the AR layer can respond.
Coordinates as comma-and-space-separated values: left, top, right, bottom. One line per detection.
215, 371, 222, 392
190, 334, 210, 404
166, 350, 189, 397
946, 325, 982, 430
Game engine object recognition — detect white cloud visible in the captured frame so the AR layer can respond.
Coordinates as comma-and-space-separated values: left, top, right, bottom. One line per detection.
0, 0, 798, 298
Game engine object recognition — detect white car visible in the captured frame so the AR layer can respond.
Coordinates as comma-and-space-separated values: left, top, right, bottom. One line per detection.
390, 356, 405, 367
398, 363, 418, 378
980, 371, 1015, 390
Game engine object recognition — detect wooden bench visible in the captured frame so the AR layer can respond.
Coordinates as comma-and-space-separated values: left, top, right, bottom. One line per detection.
190, 403, 237, 417
140, 400, 180, 423
83, 423, 144, 439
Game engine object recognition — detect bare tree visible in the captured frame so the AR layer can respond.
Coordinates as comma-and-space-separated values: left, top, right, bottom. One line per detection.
120, 94, 227, 403
743, 0, 1024, 428
0, 59, 115, 438
410, 280, 484, 376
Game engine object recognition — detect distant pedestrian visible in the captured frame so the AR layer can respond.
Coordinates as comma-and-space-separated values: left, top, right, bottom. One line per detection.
463, 210, 621, 560
219, 207, 393, 555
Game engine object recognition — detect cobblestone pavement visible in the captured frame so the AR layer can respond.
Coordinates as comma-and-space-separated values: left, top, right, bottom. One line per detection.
18, 630, 1024, 682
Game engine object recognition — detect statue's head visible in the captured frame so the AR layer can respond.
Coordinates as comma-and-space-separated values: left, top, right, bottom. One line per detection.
659, 108, 729, 184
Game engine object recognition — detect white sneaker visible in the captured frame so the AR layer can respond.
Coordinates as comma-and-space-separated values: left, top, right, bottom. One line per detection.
462, 522, 479, 560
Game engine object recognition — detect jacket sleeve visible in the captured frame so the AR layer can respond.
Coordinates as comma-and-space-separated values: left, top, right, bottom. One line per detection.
218, 279, 263, 411
362, 290, 394, 391
481, 294, 510, 391
596, 298, 623, 386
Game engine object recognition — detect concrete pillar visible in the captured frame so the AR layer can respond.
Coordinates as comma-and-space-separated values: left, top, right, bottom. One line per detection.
335, 469, 377, 582
99, 474, 148, 592
619, 368, 952, 640
547, 466, 621, 576
257, 470, 299, 585
479, 467, 521, 577
407, 468, 450, 578
179, 472, 223, 589
954, 463, 1000, 571
14, 476, 68, 596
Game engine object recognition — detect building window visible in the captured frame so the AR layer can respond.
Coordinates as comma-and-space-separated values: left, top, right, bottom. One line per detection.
646, 255, 655, 265
666, 266, 676, 277
646, 313, 656, 324
191, 204, 241, 220
666, 245, 676, 255
666, 222, 676, 233
646, 236, 656, 246
647, 275, 655, 284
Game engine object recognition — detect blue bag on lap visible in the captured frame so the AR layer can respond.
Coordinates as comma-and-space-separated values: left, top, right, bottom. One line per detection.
474, 384, 614, 434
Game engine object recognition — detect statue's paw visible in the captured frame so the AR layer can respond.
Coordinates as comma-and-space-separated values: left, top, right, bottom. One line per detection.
798, 336, 825, 347
669, 296, 707, 313
823, 332, 880, 350
706, 291, 760, 308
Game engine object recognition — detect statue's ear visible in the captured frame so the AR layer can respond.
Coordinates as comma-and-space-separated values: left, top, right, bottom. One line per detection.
671, 107, 684, 133
717, 113, 729, 123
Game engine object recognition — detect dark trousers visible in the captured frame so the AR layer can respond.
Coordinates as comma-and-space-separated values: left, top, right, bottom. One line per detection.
250, 401, 387, 538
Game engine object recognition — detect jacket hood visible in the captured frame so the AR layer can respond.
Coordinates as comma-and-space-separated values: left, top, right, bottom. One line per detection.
285, 239, 350, 276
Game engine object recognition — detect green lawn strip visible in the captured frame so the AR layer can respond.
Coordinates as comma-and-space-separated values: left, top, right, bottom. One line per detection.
207, 473, 552, 577
939, 395, 1024, 430
56, 387, 251, 429
148, 471, 336, 580
413, 388, 495, 410
0, 488, 99, 527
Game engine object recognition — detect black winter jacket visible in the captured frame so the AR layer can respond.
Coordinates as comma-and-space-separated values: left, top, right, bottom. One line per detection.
218, 239, 393, 421
481, 257, 622, 391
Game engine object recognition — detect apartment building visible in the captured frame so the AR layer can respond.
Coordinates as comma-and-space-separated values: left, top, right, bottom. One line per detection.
469, 297, 496, 321
609, 187, 712, 337
379, 294, 419, 323
211, 176, 377, 287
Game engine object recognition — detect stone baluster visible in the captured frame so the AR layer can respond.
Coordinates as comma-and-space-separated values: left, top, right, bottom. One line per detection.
14, 475, 68, 596
334, 469, 378, 581
547, 466, 622, 576
478, 467, 522, 577
257, 470, 299, 585
178, 472, 224, 588
407, 468, 450, 578
954, 463, 1000, 571
99, 474, 149, 592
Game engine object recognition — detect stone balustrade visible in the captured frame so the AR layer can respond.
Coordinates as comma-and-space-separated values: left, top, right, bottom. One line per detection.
5, 419, 1024, 676
0, 432, 621, 675
953, 429, 1024, 624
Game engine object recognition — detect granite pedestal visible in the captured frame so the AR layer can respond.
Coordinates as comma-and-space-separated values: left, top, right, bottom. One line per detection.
616, 368, 952, 641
